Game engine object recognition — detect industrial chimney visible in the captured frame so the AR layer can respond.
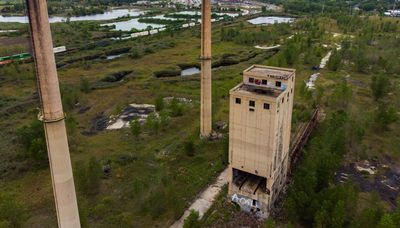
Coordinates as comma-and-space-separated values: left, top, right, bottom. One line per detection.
200, 0, 212, 137
26, 0, 81, 227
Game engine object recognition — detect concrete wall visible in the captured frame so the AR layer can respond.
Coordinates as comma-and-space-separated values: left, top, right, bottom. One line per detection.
228, 65, 295, 215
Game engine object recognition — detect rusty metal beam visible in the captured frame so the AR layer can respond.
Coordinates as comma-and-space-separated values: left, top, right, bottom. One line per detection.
26, 0, 81, 227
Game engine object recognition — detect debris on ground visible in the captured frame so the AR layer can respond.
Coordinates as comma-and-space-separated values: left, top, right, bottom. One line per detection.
209, 131, 224, 141
355, 160, 377, 175
82, 112, 108, 135
163, 97, 192, 104
335, 160, 400, 208
306, 73, 320, 90
215, 121, 227, 130
107, 104, 156, 130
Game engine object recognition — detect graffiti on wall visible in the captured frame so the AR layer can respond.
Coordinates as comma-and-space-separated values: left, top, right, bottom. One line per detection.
231, 194, 259, 212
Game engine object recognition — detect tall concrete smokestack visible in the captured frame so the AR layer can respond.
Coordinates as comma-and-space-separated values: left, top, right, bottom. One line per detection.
26, 0, 81, 227
200, 0, 212, 137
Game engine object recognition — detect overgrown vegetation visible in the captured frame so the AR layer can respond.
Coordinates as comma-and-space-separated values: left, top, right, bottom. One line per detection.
0, 2, 399, 227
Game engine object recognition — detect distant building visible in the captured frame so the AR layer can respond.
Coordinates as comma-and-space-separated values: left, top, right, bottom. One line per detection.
228, 65, 295, 217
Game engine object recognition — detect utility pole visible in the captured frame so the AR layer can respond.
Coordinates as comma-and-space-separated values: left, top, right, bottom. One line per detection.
200, 0, 212, 137
26, 0, 81, 227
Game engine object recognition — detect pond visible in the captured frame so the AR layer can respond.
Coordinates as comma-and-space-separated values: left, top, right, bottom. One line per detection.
102, 18, 164, 31
0, 9, 144, 23
106, 54, 124, 60
181, 67, 200, 76
247, 16, 293, 25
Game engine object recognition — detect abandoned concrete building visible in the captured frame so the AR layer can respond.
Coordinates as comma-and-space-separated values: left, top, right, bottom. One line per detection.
228, 65, 296, 217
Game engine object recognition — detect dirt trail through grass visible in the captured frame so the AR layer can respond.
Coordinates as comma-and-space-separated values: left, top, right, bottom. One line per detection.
170, 168, 229, 228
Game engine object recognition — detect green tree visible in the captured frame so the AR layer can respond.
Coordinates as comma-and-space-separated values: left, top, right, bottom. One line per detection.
183, 210, 200, 228
170, 98, 183, 117
327, 50, 342, 71
159, 111, 170, 130
16, 119, 47, 166
331, 200, 345, 228
377, 214, 396, 228
60, 84, 79, 111
330, 80, 352, 109
371, 74, 389, 101
375, 103, 398, 129
145, 113, 160, 133
283, 43, 300, 65
155, 96, 164, 111
354, 47, 368, 73
184, 139, 195, 157
130, 119, 141, 138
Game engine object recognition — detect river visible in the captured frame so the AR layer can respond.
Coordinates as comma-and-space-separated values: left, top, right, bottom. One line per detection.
0, 8, 144, 23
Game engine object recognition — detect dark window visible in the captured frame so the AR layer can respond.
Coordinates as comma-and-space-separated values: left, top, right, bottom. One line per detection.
235, 98, 241, 104
249, 77, 254, 83
282, 98, 284, 103
264, 103, 270, 110
255, 79, 261, 85
249, 100, 255, 107
275, 81, 281, 87
249, 108, 255, 112
262, 79, 267, 85
291, 88, 293, 93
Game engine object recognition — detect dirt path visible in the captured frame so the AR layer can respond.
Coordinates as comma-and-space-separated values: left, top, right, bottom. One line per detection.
170, 168, 229, 228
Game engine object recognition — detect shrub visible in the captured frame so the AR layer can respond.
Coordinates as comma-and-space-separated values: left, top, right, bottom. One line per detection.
327, 49, 342, 71
16, 119, 47, 166
183, 210, 200, 228
80, 76, 91, 93
130, 119, 141, 138
371, 74, 389, 101
155, 96, 164, 111
170, 98, 184, 117
129, 48, 141, 59
184, 140, 195, 157
60, 84, 79, 111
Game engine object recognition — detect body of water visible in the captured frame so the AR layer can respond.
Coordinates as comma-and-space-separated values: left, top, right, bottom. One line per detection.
247, 16, 293, 25
181, 67, 200, 76
106, 54, 124, 60
0, 9, 144, 23
102, 18, 164, 31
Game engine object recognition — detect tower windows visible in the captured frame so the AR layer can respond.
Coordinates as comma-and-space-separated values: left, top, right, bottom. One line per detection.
264, 103, 270, 110
262, 79, 267, 85
249, 77, 254, 83
249, 100, 255, 107
235, 98, 241, 104
275, 81, 281, 87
